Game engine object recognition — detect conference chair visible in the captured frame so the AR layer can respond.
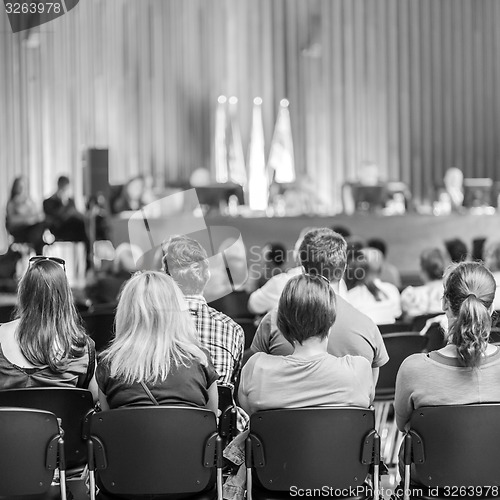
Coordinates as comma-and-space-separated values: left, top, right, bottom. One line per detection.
0, 407, 67, 500
0, 387, 94, 475
375, 332, 428, 465
218, 385, 238, 445
422, 321, 446, 352
88, 406, 223, 500
410, 312, 443, 333
81, 304, 116, 352
401, 404, 500, 500
0, 303, 16, 323
379, 321, 412, 335
245, 407, 380, 500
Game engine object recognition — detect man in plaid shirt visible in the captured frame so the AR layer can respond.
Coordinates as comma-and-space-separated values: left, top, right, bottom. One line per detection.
162, 235, 244, 390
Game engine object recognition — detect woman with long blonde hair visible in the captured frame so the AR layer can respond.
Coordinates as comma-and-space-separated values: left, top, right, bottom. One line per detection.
96, 271, 218, 412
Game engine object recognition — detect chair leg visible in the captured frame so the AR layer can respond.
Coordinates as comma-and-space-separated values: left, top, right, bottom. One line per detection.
403, 434, 412, 500
373, 433, 380, 500
58, 437, 68, 500
216, 435, 224, 500
245, 436, 253, 500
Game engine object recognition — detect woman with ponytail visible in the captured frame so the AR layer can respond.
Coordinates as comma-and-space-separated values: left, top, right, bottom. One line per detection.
395, 261, 500, 433
394, 262, 500, 486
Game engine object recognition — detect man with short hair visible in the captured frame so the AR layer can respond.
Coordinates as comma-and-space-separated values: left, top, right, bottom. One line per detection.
162, 235, 244, 389
249, 227, 389, 383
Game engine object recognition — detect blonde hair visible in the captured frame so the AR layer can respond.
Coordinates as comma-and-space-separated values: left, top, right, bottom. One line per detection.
102, 271, 207, 384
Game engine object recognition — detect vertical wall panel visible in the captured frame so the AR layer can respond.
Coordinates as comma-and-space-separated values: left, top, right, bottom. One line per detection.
1, 0, 500, 227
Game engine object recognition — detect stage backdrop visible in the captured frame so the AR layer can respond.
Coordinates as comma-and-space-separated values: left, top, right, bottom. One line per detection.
2, 0, 500, 248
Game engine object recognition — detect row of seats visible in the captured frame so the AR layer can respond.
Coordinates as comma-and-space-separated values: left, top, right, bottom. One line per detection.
1, 390, 500, 500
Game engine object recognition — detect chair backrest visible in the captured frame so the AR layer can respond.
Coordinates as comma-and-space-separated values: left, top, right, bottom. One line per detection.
423, 322, 446, 352
411, 312, 442, 332
0, 303, 16, 323
379, 321, 412, 335
376, 332, 428, 397
409, 404, 500, 487
0, 387, 94, 469
90, 407, 218, 496
249, 407, 376, 491
0, 408, 60, 496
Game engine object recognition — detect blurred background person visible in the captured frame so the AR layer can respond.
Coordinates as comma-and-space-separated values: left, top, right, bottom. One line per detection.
401, 247, 447, 318
111, 175, 145, 213
366, 237, 402, 289
6, 176, 46, 255
85, 243, 140, 306
344, 248, 401, 325
445, 237, 468, 263
484, 239, 500, 311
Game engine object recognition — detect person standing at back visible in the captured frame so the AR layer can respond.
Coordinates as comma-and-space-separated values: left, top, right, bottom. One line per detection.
249, 228, 388, 384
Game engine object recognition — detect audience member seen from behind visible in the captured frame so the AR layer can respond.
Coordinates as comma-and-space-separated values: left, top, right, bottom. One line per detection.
162, 236, 244, 390
250, 228, 388, 384
366, 237, 402, 289
239, 274, 374, 416
395, 262, 500, 484
445, 238, 468, 263
0, 257, 97, 398
6, 176, 46, 255
111, 175, 145, 214
345, 248, 401, 325
254, 242, 287, 289
96, 271, 218, 412
484, 239, 500, 311
401, 248, 447, 318
43, 176, 91, 268
85, 243, 140, 306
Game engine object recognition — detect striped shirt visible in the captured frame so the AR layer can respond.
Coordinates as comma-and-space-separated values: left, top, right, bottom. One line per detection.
185, 295, 244, 389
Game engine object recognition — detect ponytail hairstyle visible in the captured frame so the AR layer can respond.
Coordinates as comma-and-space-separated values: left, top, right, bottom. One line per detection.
443, 262, 496, 368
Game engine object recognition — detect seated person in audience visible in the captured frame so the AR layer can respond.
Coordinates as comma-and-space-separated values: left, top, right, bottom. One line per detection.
442, 167, 464, 211
366, 237, 402, 289
401, 247, 447, 318
0, 257, 97, 398
239, 273, 374, 415
43, 175, 91, 268
484, 239, 500, 311
254, 242, 287, 289
249, 228, 388, 384
445, 237, 468, 263
85, 243, 139, 305
162, 235, 244, 390
111, 175, 145, 213
6, 176, 46, 255
394, 261, 500, 485
247, 227, 319, 315
345, 248, 401, 325
96, 271, 218, 411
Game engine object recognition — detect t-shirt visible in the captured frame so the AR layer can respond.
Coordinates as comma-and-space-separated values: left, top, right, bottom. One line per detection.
250, 294, 389, 368
0, 339, 95, 389
400, 280, 444, 318
96, 352, 218, 409
394, 347, 500, 431
346, 279, 401, 325
238, 352, 374, 415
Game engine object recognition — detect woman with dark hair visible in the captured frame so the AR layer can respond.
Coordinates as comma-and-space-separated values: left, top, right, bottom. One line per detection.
345, 248, 401, 325
239, 273, 373, 415
6, 176, 46, 255
394, 261, 500, 485
401, 247, 447, 317
0, 257, 97, 396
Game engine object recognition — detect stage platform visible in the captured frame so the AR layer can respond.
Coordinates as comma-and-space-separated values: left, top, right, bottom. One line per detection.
110, 212, 500, 275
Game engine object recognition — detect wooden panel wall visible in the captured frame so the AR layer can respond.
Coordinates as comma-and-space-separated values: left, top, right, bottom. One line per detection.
2, 0, 500, 231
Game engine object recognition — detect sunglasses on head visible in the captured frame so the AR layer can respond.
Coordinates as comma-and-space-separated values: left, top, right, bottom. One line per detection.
29, 256, 66, 272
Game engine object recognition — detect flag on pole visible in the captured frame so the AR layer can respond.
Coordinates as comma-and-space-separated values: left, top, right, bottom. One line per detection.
214, 95, 228, 183
267, 99, 296, 183
227, 96, 247, 186
247, 97, 268, 211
